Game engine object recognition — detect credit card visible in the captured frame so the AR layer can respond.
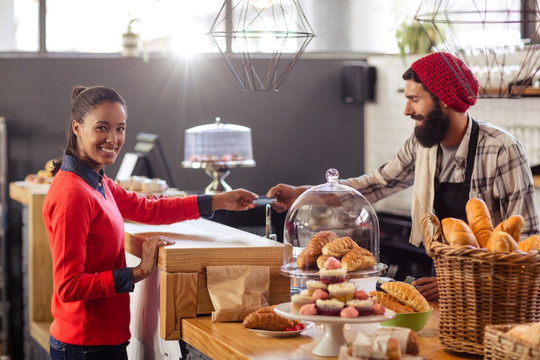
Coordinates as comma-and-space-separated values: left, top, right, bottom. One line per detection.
253, 197, 277, 205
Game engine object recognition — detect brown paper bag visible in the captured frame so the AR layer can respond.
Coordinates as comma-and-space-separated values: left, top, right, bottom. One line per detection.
207, 265, 270, 322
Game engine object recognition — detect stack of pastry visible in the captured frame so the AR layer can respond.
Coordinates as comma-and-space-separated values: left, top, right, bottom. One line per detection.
369, 281, 431, 314
438, 198, 540, 253
296, 231, 376, 272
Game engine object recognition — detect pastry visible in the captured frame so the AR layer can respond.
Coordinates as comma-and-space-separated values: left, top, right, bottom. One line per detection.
312, 288, 329, 301
305, 280, 328, 295
296, 247, 318, 269
340, 306, 359, 318
368, 291, 415, 313
291, 294, 315, 314
307, 231, 339, 255
350, 333, 402, 360
465, 198, 493, 248
374, 326, 420, 355
346, 299, 374, 316
242, 312, 296, 331
254, 305, 275, 314
518, 234, 540, 252
494, 215, 524, 242
328, 281, 357, 302
316, 298, 345, 316
441, 217, 480, 247
487, 231, 518, 252
319, 268, 347, 284
341, 247, 376, 271
380, 281, 431, 312
322, 237, 359, 257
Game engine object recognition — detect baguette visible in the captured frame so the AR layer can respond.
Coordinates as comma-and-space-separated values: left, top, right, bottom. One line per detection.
380, 281, 431, 312
441, 217, 480, 248
518, 235, 540, 252
368, 291, 415, 313
465, 198, 493, 248
494, 215, 524, 242
487, 231, 519, 252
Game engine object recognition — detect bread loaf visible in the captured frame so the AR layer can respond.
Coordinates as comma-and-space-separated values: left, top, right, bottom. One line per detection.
368, 291, 415, 313
307, 231, 338, 256
341, 247, 376, 271
518, 235, 540, 252
487, 231, 519, 252
380, 281, 431, 312
465, 198, 493, 248
441, 217, 480, 248
494, 215, 524, 242
322, 237, 359, 257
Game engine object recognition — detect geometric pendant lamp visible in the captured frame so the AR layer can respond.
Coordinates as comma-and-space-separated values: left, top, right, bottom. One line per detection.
209, 0, 315, 91
414, 0, 540, 98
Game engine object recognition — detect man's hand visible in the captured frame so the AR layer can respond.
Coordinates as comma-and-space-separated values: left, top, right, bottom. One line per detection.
411, 276, 439, 301
266, 184, 310, 213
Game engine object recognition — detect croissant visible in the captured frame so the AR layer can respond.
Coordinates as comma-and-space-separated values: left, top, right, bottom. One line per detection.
494, 215, 524, 242
518, 235, 540, 252
368, 291, 415, 313
465, 198, 493, 248
441, 217, 479, 248
341, 247, 376, 271
296, 247, 318, 269
487, 231, 518, 252
255, 305, 276, 314
307, 231, 339, 256
380, 281, 431, 312
322, 237, 359, 257
242, 312, 296, 331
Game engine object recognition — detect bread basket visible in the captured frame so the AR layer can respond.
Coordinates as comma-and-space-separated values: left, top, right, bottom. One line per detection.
484, 323, 540, 360
421, 212, 540, 355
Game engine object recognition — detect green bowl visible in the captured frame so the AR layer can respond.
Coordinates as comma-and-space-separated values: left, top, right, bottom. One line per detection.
381, 307, 433, 332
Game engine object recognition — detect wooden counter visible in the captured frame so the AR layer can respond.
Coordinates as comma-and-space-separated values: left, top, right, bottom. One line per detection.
181, 303, 482, 360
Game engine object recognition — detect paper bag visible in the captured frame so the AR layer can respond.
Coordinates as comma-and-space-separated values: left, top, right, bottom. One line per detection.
207, 265, 270, 322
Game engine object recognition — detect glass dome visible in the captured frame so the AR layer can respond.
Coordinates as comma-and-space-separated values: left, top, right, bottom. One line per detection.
281, 168, 386, 279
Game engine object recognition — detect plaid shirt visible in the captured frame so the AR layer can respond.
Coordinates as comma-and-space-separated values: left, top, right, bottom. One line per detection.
342, 117, 540, 238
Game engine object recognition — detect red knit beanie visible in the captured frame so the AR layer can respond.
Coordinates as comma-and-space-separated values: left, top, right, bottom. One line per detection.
411, 52, 478, 113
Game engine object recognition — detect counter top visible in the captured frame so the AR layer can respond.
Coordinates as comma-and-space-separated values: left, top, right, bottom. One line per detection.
181, 302, 481, 360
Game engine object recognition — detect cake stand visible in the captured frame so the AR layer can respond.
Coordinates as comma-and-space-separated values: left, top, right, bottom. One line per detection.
274, 302, 395, 357
181, 159, 255, 194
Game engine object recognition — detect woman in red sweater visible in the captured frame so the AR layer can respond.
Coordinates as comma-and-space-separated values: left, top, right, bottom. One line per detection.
43, 85, 257, 360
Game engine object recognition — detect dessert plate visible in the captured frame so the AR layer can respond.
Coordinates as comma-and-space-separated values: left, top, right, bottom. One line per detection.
248, 322, 313, 338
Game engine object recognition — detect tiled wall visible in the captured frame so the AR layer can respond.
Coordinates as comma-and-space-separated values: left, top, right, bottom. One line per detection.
365, 54, 540, 216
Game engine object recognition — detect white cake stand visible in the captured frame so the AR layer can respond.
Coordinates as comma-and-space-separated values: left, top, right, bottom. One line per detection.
274, 302, 395, 357
182, 159, 255, 194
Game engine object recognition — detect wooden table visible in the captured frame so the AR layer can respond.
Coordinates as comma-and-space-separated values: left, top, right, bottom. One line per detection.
181, 302, 483, 360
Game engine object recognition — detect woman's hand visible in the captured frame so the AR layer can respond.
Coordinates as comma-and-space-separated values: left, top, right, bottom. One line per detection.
411, 276, 439, 301
212, 189, 258, 211
133, 236, 175, 283
266, 184, 310, 213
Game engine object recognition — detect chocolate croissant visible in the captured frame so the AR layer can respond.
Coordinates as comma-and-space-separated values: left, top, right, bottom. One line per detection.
242, 312, 296, 331
308, 231, 339, 256
380, 281, 431, 313
341, 247, 376, 271
322, 237, 359, 257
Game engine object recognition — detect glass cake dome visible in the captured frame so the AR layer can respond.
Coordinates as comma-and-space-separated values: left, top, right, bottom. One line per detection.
281, 168, 386, 279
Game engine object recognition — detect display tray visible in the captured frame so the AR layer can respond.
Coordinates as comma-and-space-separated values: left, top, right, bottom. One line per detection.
248, 322, 313, 338
280, 262, 387, 279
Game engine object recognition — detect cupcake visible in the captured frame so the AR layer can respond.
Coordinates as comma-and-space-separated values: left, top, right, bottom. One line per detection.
346, 299, 374, 316
316, 298, 345, 316
328, 281, 357, 302
319, 268, 347, 284
291, 294, 315, 314
306, 280, 328, 295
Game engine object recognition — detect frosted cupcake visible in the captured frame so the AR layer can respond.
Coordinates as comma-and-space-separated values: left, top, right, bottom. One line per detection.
306, 280, 328, 295
316, 298, 345, 316
346, 299, 374, 316
328, 281, 357, 302
291, 294, 315, 314
319, 268, 347, 284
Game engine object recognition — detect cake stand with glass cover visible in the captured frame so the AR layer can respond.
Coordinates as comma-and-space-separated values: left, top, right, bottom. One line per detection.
278, 168, 389, 356
182, 117, 255, 194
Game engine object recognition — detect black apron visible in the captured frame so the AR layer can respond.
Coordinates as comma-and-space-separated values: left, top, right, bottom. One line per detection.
433, 119, 479, 222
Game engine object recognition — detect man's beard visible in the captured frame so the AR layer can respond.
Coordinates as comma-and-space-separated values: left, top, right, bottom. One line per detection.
412, 102, 450, 148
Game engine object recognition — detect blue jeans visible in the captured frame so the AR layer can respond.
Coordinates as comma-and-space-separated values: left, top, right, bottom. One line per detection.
49, 335, 128, 360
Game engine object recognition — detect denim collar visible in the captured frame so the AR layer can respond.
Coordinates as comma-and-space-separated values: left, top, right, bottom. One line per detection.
60, 153, 106, 198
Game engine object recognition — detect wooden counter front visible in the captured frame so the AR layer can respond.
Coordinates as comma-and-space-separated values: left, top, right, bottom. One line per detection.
182, 303, 482, 360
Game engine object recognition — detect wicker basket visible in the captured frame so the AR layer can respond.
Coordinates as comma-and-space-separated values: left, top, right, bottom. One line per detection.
421, 213, 540, 355
484, 323, 540, 360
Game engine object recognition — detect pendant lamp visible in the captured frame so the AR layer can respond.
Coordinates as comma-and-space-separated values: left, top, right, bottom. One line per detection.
208, 0, 315, 91
414, 0, 540, 98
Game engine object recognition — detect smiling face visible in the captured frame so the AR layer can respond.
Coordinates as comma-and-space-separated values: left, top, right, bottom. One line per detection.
403, 80, 449, 148
72, 101, 126, 172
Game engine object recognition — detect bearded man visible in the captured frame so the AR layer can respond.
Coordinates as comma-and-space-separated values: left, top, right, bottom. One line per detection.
266, 52, 540, 300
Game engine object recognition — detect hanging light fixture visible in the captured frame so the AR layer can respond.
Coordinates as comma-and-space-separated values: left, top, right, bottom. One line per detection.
414, 0, 540, 98
208, 0, 315, 91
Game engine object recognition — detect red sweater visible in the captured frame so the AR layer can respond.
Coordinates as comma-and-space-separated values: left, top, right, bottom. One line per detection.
43, 170, 200, 345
